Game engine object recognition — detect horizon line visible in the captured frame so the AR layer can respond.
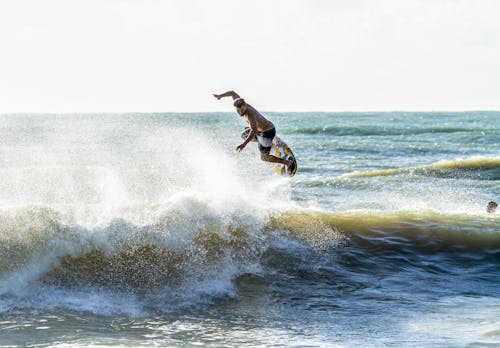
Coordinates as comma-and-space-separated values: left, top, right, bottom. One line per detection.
2, 109, 500, 115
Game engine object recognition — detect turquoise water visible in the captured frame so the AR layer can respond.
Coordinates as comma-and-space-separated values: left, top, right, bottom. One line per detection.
0, 111, 499, 347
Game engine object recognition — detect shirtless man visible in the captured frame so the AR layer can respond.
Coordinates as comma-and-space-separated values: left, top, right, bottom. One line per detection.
213, 91, 293, 172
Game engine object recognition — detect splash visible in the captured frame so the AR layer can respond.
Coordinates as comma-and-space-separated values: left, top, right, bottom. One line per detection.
0, 120, 294, 314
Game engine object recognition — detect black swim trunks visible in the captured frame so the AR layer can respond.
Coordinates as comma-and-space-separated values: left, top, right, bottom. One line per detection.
256, 127, 276, 155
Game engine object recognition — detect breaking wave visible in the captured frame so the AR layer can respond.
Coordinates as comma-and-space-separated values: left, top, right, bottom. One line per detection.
1, 203, 497, 300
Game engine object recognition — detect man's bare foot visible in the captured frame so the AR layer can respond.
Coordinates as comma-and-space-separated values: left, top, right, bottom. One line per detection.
285, 160, 293, 175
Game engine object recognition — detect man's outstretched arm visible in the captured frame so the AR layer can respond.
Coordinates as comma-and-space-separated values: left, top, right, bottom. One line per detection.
213, 91, 240, 100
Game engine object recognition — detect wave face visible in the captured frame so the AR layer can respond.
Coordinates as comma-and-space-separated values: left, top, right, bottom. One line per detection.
271, 210, 500, 249
0, 112, 499, 347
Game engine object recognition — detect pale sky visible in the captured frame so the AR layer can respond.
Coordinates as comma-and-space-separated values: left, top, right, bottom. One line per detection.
1, 0, 499, 112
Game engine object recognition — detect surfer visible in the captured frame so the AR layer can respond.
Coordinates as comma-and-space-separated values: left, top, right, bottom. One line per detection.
213, 91, 293, 173
487, 201, 497, 213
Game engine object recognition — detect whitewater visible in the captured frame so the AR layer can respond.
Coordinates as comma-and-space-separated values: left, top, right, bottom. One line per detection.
0, 111, 499, 347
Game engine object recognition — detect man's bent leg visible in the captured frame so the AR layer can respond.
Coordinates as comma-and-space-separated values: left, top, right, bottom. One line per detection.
260, 153, 292, 166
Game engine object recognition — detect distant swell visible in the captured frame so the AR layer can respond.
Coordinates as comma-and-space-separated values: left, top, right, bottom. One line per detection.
288, 126, 474, 136
333, 157, 500, 181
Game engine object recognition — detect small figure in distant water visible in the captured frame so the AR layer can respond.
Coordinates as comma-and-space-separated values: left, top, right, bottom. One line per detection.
487, 201, 497, 213
213, 90, 294, 174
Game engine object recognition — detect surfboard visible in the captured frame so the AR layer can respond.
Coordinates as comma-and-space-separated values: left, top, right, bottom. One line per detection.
241, 128, 298, 177
271, 135, 298, 177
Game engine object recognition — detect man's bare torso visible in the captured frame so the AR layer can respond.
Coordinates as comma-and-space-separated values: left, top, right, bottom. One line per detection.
243, 104, 274, 132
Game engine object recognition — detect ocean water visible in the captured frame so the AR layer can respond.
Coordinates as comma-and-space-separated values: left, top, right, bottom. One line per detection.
0, 111, 498, 347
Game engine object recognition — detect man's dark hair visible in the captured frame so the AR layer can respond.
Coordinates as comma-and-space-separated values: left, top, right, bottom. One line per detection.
234, 98, 246, 108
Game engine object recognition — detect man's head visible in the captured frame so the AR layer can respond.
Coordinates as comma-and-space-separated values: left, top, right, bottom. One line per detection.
487, 201, 498, 213
234, 98, 247, 116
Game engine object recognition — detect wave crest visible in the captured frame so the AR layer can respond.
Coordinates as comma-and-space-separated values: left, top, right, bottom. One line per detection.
0, 205, 262, 294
